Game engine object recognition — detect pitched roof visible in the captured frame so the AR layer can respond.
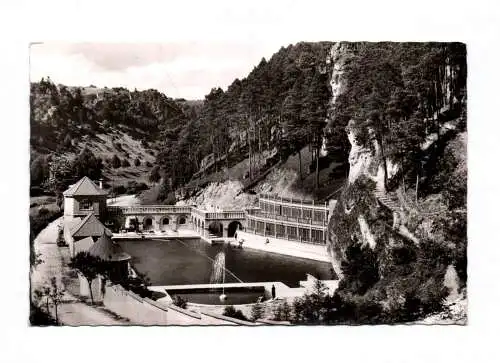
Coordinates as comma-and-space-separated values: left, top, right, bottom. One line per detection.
71, 212, 112, 238
65, 217, 83, 233
63, 176, 108, 197
73, 236, 94, 255
88, 233, 131, 262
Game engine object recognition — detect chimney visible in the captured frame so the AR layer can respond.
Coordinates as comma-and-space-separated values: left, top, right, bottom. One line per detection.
99, 179, 103, 189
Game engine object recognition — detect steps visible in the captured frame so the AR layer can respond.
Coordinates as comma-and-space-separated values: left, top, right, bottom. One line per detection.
375, 191, 400, 212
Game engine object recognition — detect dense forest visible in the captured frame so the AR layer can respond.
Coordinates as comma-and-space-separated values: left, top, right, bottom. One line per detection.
327, 42, 466, 180
30, 42, 337, 198
155, 42, 335, 199
323, 42, 467, 324
30, 79, 193, 195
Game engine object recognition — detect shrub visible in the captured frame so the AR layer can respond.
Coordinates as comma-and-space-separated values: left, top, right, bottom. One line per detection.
125, 181, 148, 194
223, 306, 248, 321
273, 304, 283, 321
250, 303, 264, 321
38, 207, 50, 217
112, 185, 127, 195
282, 300, 291, 321
56, 228, 66, 247
111, 155, 121, 168
134, 158, 141, 167
30, 302, 58, 326
121, 159, 131, 167
172, 295, 187, 309
63, 134, 72, 148
145, 161, 153, 167
113, 142, 123, 152
149, 165, 161, 183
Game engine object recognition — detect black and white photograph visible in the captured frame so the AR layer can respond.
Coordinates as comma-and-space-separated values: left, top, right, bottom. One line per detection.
28, 40, 467, 326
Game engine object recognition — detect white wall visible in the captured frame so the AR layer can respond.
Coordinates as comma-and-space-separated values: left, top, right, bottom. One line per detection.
236, 230, 330, 262
64, 197, 76, 217
102, 283, 205, 325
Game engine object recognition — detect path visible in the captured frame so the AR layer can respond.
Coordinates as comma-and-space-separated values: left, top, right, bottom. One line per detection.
31, 217, 127, 325
107, 194, 139, 207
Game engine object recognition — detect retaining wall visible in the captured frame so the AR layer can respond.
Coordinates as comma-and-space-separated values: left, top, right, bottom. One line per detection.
102, 283, 250, 326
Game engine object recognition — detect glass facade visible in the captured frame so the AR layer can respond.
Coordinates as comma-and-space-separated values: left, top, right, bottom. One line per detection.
246, 195, 329, 245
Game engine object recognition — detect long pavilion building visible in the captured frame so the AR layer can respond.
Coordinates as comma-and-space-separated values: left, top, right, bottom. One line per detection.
245, 193, 329, 245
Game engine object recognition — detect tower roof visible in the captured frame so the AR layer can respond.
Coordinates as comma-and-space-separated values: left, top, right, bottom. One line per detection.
71, 212, 112, 238
63, 176, 108, 197
88, 233, 131, 262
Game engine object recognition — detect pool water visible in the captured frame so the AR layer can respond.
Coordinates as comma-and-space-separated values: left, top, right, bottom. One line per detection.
168, 287, 266, 305
117, 238, 334, 287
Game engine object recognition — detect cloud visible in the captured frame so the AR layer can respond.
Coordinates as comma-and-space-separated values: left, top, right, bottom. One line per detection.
29, 41, 283, 99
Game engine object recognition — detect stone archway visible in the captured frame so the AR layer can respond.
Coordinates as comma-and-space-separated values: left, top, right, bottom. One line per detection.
161, 216, 170, 226
177, 215, 188, 225
143, 216, 154, 231
208, 221, 223, 237
227, 221, 243, 238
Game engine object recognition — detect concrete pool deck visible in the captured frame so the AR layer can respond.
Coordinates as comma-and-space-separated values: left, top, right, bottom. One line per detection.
150, 276, 339, 317
113, 229, 331, 263
150, 276, 339, 302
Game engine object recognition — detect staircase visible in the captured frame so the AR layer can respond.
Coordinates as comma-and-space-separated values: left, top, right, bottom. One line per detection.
375, 190, 401, 212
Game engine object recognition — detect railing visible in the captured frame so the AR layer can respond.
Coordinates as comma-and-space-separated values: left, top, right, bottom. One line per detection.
258, 193, 327, 209
246, 210, 328, 227
110, 205, 193, 215
205, 210, 246, 220
190, 208, 246, 221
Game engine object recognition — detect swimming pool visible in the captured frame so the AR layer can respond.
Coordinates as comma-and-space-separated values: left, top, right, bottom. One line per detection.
117, 238, 335, 287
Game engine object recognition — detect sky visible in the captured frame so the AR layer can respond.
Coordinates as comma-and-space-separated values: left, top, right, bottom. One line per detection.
29, 42, 285, 100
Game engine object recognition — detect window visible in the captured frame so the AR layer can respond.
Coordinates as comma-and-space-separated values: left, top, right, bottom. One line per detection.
299, 227, 310, 241
286, 226, 297, 239
313, 210, 325, 222
302, 208, 312, 219
178, 216, 186, 225
311, 229, 324, 244
80, 199, 92, 210
275, 224, 285, 237
162, 218, 169, 225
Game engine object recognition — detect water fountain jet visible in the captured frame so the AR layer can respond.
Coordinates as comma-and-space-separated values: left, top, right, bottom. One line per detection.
210, 252, 227, 302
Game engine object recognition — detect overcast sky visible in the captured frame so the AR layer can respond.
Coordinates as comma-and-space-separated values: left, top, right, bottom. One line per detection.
29, 42, 286, 100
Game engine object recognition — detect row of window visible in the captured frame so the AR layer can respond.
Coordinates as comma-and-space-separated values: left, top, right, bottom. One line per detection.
258, 201, 327, 221
142, 216, 186, 226
247, 219, 325, 243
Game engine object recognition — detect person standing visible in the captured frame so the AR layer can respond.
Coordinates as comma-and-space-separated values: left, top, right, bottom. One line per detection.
271, 284, 276, 299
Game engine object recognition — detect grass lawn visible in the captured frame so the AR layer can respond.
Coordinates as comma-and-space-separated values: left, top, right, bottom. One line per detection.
30, 195, 60, 217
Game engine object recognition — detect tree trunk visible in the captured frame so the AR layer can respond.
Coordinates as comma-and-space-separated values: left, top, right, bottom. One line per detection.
54, 303, 58, 324
315, 145, 320, 190
415, 174, 419, 203
88, 279, 94, 305
377, 134, 389, 192
298, 148, 302, 180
